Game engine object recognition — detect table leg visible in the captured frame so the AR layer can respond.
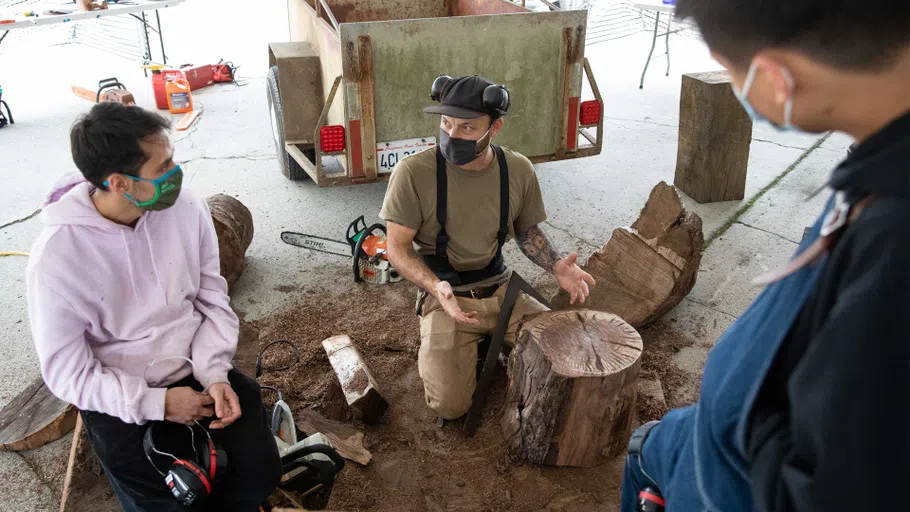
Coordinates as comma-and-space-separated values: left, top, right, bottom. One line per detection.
0, 31, 9, 47
140, 11, 151, 62
155, 10, 167, 64
639, 11, 660, 89
665, 14, 671, 76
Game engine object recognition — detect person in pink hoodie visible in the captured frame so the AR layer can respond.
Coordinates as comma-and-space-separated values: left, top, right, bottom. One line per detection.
26, 103, 280, 510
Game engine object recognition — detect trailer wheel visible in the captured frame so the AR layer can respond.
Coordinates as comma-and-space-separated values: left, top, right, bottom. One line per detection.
266, 66, 310, 181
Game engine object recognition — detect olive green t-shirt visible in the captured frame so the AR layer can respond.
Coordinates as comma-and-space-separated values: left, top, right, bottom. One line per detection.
379, 146, 547, 276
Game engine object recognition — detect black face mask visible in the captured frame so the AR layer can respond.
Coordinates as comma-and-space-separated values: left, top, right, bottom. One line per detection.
439, 126, 493, 166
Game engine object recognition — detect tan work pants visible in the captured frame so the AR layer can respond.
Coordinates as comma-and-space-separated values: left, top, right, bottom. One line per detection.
417, 283, 549, 419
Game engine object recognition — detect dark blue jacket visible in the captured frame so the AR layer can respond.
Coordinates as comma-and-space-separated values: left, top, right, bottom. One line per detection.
650, 112, 910, 511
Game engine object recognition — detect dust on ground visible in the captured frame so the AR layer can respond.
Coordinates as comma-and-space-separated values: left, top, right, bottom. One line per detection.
66, 265, 705, 512
246, 266, 699, 512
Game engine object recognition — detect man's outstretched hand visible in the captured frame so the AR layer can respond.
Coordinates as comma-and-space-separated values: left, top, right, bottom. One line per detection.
434, 280, 480, 325
554, 253, 596, 304
206, 382, 242, 429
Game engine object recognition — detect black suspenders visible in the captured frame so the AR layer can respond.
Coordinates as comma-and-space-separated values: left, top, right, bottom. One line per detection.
425, 145, 509, 286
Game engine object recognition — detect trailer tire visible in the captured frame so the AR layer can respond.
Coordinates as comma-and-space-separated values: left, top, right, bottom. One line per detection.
266, 66, 309, 181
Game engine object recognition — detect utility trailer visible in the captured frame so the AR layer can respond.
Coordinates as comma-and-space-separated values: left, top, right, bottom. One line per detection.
267, 0, 603, 186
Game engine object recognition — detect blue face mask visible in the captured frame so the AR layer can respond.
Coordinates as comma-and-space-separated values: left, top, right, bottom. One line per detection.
732, 62, 798, 132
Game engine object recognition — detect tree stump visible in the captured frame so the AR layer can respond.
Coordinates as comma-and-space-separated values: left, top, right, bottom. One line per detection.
674, 70, 753, 203
0, 376, 76, 452
207, 194, 254, 292
552, 182, 703, 328
501, 310, 642, 468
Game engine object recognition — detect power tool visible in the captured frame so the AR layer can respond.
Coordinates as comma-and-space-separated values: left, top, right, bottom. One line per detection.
281, 215, 402, 285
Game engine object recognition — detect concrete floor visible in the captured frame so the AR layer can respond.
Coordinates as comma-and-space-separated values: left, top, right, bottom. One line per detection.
0, 1, 853, 509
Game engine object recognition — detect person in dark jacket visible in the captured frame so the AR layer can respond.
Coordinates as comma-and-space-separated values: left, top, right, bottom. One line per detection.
620, 1, 910, 511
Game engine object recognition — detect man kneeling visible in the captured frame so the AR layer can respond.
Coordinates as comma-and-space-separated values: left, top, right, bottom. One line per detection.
27, 103, 280, 511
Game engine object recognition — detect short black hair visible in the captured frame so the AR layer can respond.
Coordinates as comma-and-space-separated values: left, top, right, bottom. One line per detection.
675, 0, 910, 71
70, 103, 171, 190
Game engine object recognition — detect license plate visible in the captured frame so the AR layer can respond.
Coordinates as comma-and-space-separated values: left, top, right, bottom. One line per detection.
376, 137, 436, 174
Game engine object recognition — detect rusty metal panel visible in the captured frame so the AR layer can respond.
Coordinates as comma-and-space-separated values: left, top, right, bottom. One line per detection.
339, 10, 587, 158
450, 0, 529, 16
325, 0, 448, 23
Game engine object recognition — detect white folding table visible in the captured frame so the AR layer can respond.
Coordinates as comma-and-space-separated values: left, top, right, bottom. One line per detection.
633, 0, 681, 89
0, 0, 186, 64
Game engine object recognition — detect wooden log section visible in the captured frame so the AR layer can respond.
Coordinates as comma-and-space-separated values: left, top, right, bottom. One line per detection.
551, 182, 703, 328
674, 70, 753, 203
296, 409, 372, 466
322, 335, 389, 425
0, 376, 76, 452
206, 194, 254, 292
502, 310, 642, 468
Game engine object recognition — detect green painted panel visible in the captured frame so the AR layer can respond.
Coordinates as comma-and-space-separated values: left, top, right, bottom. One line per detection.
340, 10, 587, 157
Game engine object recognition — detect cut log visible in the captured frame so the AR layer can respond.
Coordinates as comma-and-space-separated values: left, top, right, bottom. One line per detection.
296, 409, 372, 466
674, 70, 753, 203
322, 335, 388, 425
501, 310, 643, 468
551, 182, 703, 328
0, 376, 76, 452
206, 194, 254, 292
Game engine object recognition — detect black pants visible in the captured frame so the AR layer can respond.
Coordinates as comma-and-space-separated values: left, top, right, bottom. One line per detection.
81, 369, 281, 512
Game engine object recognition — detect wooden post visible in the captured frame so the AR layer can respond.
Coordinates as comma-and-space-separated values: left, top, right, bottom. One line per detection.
674, 70, 753, 203
206, 194, 254, 292
501, 310, 642, 468
322, 335, 389, 424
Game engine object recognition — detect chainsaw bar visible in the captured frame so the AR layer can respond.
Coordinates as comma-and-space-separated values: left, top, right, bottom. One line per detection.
281, 231, 351, 258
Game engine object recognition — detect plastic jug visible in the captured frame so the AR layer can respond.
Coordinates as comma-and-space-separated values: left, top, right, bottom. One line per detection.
165, 78, 193, 114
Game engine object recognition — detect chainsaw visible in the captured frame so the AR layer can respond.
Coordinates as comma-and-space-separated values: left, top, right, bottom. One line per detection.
281, 216, 402, 285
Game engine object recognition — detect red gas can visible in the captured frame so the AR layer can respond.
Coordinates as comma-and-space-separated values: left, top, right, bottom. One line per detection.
151, 69, 186, 110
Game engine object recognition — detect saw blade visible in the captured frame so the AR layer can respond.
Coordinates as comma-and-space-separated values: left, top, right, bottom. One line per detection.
281, 232, 351, 258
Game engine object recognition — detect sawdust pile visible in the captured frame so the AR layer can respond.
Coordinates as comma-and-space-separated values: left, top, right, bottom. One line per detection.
236, 266, 701, 512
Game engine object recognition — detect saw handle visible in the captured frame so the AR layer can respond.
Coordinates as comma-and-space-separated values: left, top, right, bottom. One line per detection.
345, 215, 368, 250
96, 77, 127, 103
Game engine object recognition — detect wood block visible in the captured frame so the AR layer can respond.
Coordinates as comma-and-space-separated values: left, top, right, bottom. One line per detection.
0, 377, 76, 452
207, 194, 254, 292
296, 409, 372, 466
552, 182, 703, 328
674, 70, 753, 203
322, 335, 389, 424
501, 310, 643, 467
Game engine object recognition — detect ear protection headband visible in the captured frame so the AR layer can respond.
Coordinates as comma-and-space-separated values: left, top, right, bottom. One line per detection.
430, 75, 511, 118
143, 422, 228, 506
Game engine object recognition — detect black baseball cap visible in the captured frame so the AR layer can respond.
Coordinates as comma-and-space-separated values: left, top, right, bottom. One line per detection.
423, 75, 495, 119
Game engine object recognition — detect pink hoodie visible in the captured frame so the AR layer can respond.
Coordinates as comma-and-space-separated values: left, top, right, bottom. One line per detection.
26, 174, 238, 424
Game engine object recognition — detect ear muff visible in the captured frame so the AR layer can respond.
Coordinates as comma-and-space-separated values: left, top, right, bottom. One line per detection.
168, 460, 211, 506
430, 75, 453, 101
196, 436, 229, 484
144, 423, 215, 506
482, 84, 510, 117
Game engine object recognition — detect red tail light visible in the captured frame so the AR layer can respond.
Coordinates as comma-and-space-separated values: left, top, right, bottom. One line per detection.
320, 125, 346, 153
579, 100, 602, 126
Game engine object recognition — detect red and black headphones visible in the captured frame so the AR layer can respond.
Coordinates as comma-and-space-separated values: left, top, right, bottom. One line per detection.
430, 75, 511, 118
143, 421, 229, 507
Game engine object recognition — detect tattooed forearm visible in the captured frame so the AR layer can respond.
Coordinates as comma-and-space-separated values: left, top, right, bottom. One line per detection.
516, 225, 563, 272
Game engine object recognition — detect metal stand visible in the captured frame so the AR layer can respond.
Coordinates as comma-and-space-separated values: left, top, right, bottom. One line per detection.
462, 273, 552, 436
131, 9, 169, 76
639, 11, 679, 89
